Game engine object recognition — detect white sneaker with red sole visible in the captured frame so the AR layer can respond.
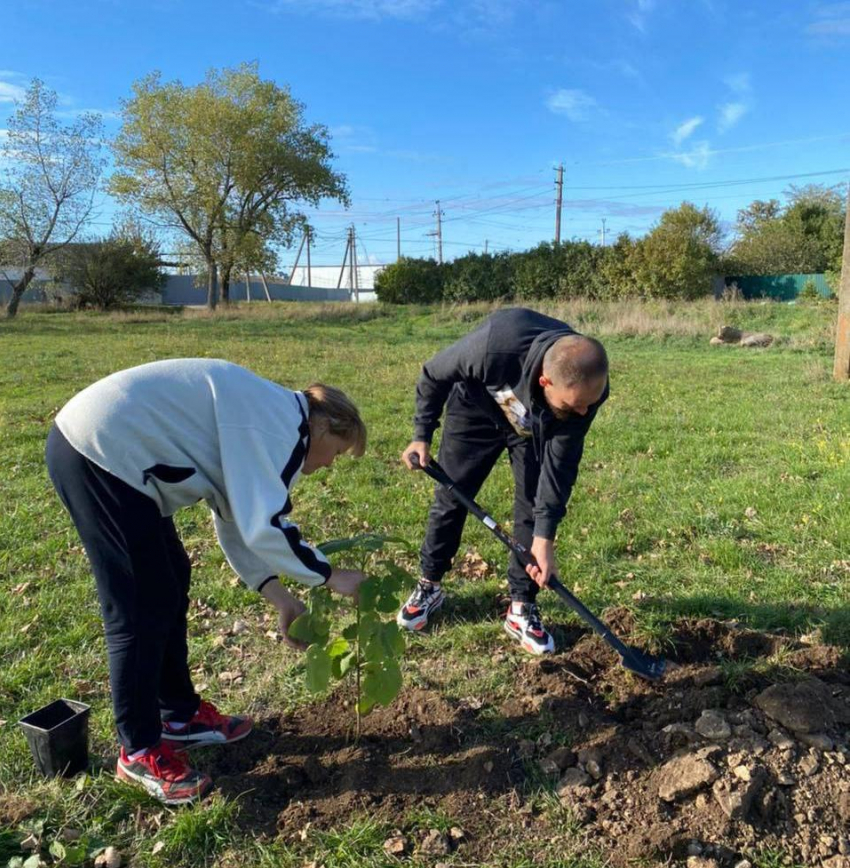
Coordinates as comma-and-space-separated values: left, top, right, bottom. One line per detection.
504, 602, 555, 655
397, 580, 445, 631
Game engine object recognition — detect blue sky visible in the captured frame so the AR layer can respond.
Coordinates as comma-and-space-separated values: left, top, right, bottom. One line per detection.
2, 0, 849, 267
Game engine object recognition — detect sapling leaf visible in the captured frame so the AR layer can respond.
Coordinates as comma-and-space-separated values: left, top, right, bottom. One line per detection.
380, 621, 406, 657
326, 637, 350, 659
363, 659, 403, 707
338, 650, 356, 677
287, 612, 317, 644
305, 645, 332, 693
357, 695, 376, 716
358, 577, 381, 612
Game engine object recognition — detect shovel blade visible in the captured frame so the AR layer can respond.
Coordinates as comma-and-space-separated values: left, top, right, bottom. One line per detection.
619, 647, 667, 681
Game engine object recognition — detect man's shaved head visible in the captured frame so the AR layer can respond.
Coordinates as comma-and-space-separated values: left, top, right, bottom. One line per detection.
542, 335, 609, 387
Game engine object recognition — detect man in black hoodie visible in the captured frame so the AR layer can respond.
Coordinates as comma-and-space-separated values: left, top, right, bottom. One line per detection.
398, 308, 609, 654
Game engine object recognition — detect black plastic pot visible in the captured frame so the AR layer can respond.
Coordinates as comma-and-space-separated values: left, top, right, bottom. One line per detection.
18, 698, 91, 777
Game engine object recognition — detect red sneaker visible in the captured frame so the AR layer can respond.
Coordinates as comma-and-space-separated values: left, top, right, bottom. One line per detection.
116, 742, 212, 805
161, 700, 253, 748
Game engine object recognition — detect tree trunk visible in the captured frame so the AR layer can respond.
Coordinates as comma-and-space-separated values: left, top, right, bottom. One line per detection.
221, 264, 232, 305
833, 185, 850, 381
206, 258, 218, 310
5, 267, 36, 319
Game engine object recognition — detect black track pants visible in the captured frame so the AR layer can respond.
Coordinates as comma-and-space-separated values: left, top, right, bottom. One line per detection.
419, 391, 541, 603
46, 424, 199, 752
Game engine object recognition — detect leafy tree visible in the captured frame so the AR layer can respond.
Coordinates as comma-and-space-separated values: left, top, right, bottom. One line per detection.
58, 231, 165, 310
729, 184, 845, 276
630, 202, 722, 299
111, 64, 347, 309
374, 256, 444, 304
735, 199, 781, 233
0, 79, 104, 318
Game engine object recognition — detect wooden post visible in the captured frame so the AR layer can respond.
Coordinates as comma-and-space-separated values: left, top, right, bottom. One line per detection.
833, 183, 850, 381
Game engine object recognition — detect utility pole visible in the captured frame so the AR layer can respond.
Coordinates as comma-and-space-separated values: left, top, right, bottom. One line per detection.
397, 217, 401, 261
306, 226, 312, 288
348, 225, 357, 301
352, 225, 360, 303
833, 182, 850, 381
555, 164, 564, 246
600, 217, 607, 247
426, 200, 444, 264
259, 271, 272, 302
287, 230, 307, 285
484, 239, 489, 254
337, 230, 351, 291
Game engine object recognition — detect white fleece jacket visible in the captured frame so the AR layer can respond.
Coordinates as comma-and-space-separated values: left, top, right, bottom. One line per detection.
55, 358, 331, 590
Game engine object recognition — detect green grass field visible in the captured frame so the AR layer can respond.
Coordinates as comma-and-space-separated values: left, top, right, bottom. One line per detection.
0, 299, 847, 867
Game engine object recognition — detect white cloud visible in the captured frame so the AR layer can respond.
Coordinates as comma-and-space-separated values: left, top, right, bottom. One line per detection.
724, 72, 751, 94
717, 72, 751, 132
671, 116, 704, 146
614, 60, 642, 80
718, 101, 747, 132
0, 80, 26, 103
330, 123, 379, 153
807, 2, 850, 36
668, 140, 712, 170
627, 0, 656, 32
262, 0, 442, 20
546, 88, 598, 122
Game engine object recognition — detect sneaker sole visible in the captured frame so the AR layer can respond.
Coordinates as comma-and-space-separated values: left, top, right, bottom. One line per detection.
116, 763, 212, 805
502, 620, 555, 656
397, 594, 445, 632
161, 725, 253, 749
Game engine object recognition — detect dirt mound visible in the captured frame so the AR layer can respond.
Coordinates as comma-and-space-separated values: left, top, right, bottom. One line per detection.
207, 618, 850, 867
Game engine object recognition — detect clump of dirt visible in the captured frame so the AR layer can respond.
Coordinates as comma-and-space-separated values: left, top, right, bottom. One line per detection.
207, 617, 850, 867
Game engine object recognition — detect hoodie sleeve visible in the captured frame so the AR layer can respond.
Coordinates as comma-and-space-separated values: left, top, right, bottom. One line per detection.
214, 418, 331, 590
532, 381, 609, 540
413, 319, 491, 442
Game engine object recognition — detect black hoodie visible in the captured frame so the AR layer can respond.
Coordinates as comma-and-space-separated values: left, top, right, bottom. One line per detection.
412, 308, 609, 540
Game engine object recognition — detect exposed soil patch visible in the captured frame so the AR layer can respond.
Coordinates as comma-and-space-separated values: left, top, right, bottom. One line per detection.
208, 615, 850, 867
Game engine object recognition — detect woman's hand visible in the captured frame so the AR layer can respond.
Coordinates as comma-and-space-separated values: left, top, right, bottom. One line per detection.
260, 579, 308, 650
326, 568, 367, 599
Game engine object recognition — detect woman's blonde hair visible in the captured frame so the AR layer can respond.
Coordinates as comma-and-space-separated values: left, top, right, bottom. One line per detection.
304, 384, 367, 457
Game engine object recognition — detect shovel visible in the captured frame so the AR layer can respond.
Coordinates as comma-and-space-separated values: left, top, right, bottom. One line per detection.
410, 454, 666, 681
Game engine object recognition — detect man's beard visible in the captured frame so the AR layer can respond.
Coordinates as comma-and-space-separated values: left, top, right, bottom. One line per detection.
551, 405, 573, 421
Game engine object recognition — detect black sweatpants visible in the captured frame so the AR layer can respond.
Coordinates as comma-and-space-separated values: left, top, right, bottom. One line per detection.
46, 424, 199, 752
420, 389, 541, 603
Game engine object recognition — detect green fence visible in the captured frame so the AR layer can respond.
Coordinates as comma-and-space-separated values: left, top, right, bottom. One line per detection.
725, 273, 831, 301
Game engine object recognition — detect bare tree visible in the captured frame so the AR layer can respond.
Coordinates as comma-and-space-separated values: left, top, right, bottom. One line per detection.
0, 79, 104, 318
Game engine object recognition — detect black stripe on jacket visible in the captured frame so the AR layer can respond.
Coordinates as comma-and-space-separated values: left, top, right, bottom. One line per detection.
269, 395, 331, 583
